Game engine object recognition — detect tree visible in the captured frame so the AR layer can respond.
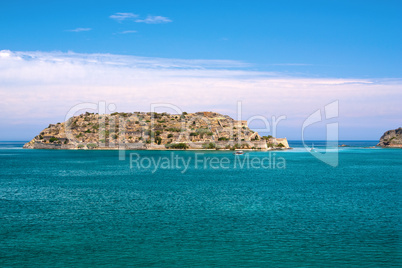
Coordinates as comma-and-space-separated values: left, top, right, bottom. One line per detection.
166, 143, 188, 149
203, 142, 216, 149
155, 136, 162, 145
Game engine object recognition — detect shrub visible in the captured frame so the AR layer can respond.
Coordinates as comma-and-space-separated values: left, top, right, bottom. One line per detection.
167, 128, 181, 132
77, 144, 84, 149
167, 134, 173, 138
190, 132, 198, 136
155, 136, 162, 145
87, 143, 97, 149
49, 137, 58, 142
203, 142, 216, 149
166, 143, 188, 149
218, 137, 228, 141
277, 143, 285, 148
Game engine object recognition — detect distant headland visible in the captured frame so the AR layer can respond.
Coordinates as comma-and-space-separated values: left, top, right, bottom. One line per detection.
377, 127, 402, 148
23, 111, 290, 150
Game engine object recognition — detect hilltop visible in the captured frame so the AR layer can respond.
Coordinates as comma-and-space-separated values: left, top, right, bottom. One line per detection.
23, 111, 290, 150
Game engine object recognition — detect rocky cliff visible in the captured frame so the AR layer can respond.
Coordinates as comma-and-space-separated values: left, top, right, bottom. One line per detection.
24, 111, 290, 150
377, 127, 402, 148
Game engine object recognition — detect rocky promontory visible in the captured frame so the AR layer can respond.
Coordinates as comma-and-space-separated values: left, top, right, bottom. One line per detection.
377, 127, 402, 148
24, 111, 290, 150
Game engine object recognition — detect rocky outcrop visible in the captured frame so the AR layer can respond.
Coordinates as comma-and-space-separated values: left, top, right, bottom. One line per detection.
377, 127, 402, 148
24, 111, 290, 150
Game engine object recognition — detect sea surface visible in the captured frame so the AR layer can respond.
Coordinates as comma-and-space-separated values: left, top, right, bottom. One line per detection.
0, 141, 401, 267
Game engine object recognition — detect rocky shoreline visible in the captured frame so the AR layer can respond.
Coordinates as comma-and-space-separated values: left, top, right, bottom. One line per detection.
377, 127, 402, 148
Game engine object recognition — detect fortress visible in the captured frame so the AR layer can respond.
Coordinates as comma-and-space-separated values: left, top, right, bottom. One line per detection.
23, 111, 290, 150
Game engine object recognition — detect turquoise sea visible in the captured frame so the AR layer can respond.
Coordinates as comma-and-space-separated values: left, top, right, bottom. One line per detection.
0, 141, 401, 267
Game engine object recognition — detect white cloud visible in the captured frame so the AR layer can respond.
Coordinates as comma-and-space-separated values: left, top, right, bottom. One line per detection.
109, 12, 138, 21
0, 50, 401, 139
135, 15, 172, 24
271, 63, 312, 66
118, 30, 138, 34
66, 28, 92, 32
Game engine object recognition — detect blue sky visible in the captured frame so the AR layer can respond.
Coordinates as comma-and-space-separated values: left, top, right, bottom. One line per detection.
1, 0, 401, 140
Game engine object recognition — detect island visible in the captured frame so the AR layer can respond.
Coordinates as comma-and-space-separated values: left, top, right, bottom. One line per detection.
377, 127, 402, 148
23, 111, 290, 150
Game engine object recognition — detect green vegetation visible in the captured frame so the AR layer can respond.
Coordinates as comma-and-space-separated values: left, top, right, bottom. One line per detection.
167, 127, 181, 132
218, 137, 228, 141
49, 137, 58, 142
87, 143, 97, 149
165, 143, 188, 149
262, 135, 273, 140
202, 142, 216, 149
155, 136, 162, 145
277, 143, 285, 148
167, 134, 173, 138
